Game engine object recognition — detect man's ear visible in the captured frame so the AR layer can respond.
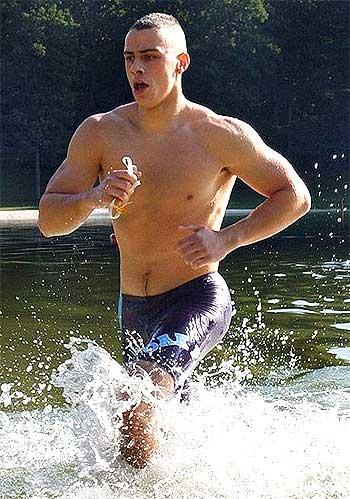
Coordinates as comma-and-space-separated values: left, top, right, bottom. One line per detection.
177, 52, 190, 73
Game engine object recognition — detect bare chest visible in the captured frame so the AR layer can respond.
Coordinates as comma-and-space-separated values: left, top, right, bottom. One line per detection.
101, 129, 221, 207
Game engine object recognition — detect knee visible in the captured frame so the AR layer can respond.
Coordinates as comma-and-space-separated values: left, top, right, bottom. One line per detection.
135, 360, 175, 398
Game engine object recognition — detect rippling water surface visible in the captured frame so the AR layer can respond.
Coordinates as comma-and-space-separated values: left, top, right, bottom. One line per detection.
0, 214, 349, 499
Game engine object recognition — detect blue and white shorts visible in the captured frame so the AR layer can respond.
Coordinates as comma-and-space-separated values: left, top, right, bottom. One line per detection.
118, 272, 233, 388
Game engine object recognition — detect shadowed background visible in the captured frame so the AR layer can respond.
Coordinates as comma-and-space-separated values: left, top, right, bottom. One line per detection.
1, 0, 349, 209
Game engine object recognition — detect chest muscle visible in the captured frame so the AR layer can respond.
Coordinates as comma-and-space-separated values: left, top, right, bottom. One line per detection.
101, 131, 221, 209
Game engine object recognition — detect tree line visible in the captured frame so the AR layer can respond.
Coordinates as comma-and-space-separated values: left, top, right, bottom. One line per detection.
1, 0, 349, 207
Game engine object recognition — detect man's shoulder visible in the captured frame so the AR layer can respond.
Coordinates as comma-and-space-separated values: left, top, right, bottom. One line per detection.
69, 104, 136, 150
188, 103, 252, 152
85, 103, 136, 129
188, 103, 249, 138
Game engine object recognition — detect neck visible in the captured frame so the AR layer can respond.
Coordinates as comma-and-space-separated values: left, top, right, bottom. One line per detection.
137, 86, 187, 133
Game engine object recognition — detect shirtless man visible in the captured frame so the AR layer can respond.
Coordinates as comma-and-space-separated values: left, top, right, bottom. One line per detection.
38, 13, 311, 468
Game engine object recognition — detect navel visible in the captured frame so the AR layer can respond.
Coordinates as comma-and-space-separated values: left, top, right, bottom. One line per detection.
186, 194, 194, 201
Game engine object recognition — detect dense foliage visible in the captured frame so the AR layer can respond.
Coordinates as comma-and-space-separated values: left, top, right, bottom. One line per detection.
1, 0, 349, 207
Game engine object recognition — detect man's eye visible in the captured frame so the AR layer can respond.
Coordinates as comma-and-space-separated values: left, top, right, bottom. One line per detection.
125, 56, 134, 62
144, 55, 154, 61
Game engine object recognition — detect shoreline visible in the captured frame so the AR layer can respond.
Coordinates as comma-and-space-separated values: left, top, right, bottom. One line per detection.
0, 208, 347, 230
0, 208, 253, 225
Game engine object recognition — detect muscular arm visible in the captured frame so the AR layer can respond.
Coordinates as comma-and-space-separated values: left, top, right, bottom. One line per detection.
220, 118, 311, 251
178, 117, 311, 269
38, 116, 102, 237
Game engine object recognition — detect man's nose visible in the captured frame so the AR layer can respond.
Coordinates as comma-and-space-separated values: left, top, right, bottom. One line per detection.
130, 60, 145, 75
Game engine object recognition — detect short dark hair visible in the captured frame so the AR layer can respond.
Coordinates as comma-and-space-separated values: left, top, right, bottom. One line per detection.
130, 12, 183, 32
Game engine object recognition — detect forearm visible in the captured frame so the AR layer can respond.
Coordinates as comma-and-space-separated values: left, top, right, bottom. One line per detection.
38, 189, 98, 237
222, 186, 311, 251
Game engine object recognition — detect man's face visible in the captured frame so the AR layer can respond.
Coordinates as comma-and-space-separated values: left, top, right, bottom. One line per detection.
124, 28, 183, 109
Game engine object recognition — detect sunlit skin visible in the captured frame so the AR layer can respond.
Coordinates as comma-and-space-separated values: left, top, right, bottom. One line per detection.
38, 25, 311, 468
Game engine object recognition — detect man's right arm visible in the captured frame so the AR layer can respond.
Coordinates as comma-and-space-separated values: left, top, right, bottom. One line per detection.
38, 115, 103, 237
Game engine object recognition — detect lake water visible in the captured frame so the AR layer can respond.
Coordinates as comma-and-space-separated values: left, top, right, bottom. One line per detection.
0, 212, 349, 499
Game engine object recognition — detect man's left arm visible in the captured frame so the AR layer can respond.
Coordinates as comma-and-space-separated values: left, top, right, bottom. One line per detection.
178, 118, 311, 269
220, 118, 311, 252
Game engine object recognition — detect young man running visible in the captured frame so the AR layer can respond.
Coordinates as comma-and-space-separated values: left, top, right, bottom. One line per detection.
38, 13, 311, 468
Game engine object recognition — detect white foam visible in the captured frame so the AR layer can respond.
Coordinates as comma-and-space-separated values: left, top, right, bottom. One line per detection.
1, 341, 349, 499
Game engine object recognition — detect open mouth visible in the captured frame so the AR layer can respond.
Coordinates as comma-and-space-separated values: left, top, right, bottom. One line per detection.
133, 82, 149, 93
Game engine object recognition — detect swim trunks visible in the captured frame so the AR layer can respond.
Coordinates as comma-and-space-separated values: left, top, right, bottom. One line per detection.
118, 272, 233, 388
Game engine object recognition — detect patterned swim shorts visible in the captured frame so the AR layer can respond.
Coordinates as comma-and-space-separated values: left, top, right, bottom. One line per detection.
118, 272, 233, 388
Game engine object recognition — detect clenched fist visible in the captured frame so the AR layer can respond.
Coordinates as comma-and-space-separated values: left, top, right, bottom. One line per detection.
94, 165, 142, 209
177, 225, 230, 269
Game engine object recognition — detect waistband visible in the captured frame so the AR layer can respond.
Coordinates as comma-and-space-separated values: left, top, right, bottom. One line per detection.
120, 272, 226, 303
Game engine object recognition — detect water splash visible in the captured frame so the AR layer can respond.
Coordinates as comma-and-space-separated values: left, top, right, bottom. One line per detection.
1, 339, 350, 499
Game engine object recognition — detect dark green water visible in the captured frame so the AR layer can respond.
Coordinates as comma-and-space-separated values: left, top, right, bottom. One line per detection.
0, 212, 349, 499
0, 212, 349, 411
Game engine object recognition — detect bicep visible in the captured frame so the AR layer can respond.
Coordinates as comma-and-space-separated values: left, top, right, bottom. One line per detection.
45, 116, 102, 195
226, 119, 304, 198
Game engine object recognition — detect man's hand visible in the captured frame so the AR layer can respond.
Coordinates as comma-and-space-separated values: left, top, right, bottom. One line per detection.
94, 168, 142, 208
177, 225, 232, 269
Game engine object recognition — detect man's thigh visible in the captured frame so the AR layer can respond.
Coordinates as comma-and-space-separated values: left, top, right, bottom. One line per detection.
136, 273, 233, 387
